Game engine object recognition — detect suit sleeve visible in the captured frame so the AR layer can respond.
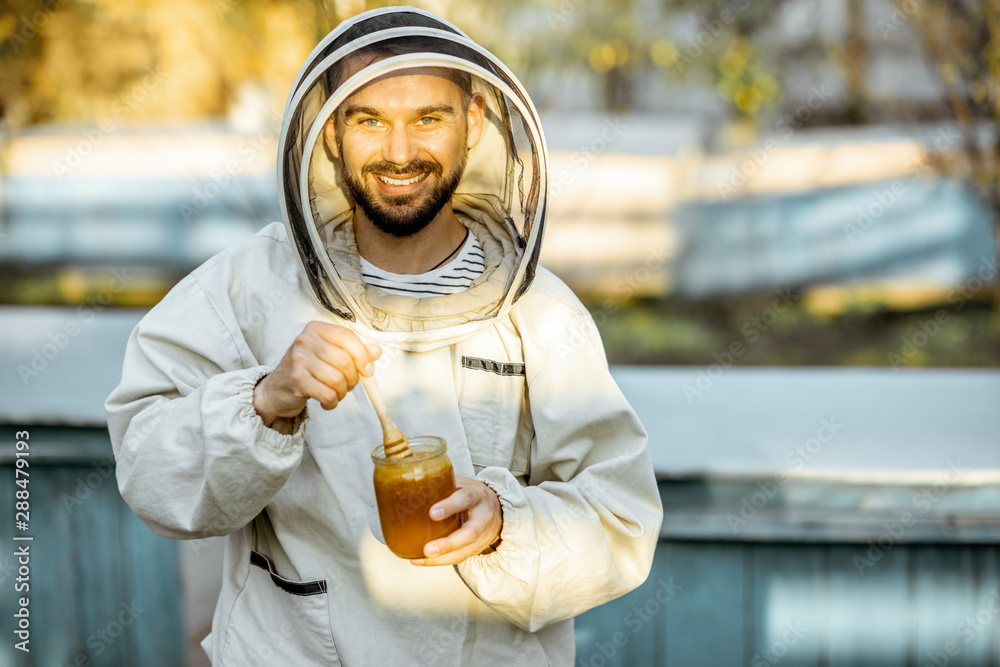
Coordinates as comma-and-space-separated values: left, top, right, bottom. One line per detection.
105, 274, 306, 540
455, 298, 663, 631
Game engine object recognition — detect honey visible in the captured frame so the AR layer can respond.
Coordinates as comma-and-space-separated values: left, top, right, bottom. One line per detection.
371, 437, 462, 558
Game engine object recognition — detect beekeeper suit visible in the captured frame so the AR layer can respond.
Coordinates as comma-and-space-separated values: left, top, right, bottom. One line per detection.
106, 7, 662, 665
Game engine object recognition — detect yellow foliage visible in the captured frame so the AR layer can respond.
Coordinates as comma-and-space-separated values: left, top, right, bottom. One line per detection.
0, 13, 17, 40
589, 43, 617, 73
57, 271, 87, 305
734, 85, 761, 114
612, 40, 629, 67
3, 0, 333, 125
754, 72, 778, 101
649, 39, 677, 68
718, 48, 746, 79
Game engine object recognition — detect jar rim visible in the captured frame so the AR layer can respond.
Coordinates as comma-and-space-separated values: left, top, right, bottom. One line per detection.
370, 436, 447, 465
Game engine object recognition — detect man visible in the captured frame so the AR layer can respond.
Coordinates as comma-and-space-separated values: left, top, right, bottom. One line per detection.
106, 7, 661, 665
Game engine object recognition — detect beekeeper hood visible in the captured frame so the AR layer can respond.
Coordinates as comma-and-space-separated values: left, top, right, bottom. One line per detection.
278, 7, 548, 346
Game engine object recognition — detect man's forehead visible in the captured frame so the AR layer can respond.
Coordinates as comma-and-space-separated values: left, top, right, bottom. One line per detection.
338, 67, 462, 111
334, 59, 464, 105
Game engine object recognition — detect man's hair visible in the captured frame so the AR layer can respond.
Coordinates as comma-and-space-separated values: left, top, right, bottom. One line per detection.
325, 38, 474, 111
322, 12, 472, 107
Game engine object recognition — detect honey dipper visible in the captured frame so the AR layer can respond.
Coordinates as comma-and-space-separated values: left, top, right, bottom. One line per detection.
359, 374, 412, 459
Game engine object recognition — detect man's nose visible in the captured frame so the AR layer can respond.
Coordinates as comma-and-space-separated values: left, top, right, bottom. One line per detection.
382, 125, 419, 166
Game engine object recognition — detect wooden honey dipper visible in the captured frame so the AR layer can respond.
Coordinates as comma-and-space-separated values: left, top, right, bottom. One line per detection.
359, 374, 412, 459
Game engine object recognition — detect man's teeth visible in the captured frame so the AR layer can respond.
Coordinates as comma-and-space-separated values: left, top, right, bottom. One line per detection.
377, 173, 426, 186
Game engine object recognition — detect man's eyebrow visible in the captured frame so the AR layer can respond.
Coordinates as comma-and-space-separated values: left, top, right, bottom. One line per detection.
342, 105, 382, 120
414, 104, 456, 116
340, 104, 456, 120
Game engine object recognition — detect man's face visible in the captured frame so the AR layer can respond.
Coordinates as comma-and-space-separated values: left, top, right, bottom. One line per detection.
325, 69, 485, 238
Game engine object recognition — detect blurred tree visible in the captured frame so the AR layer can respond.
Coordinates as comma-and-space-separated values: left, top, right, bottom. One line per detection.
887, 0, 1000, 233
656, 0, 793, 122
475, 0, 646, 112
0, 0, 339, 128
644, 0, 1000, 234
0, 0, 527, 129
842, 0, 870, 124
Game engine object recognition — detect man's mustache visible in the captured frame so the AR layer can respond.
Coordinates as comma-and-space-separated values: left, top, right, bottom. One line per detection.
362, 160, 442, 178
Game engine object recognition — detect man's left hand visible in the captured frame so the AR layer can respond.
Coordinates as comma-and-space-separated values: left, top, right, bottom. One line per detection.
410, 477, 502, 566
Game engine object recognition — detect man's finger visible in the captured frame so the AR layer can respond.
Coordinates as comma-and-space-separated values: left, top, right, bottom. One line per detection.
296, 372, 342, 410
429, 484, 476, 520
410, 540, 485, 567
311, 345, 359, 389
306, 359, 349, 401
412, 520, 490, 565
418, 507, 495, 562
425, 518, 481, 554
310, 322, 380, 375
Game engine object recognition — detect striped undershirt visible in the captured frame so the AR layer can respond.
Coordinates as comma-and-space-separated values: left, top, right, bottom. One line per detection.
360, 232, 486, 297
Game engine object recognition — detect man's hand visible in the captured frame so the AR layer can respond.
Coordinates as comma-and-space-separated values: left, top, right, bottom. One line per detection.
254, 321, 381, 427
410, 476, 503, 566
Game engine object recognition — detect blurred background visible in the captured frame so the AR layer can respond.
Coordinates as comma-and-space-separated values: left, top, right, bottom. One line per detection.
0, 0, 997, 666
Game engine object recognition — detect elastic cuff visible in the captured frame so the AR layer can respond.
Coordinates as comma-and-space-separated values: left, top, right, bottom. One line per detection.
479, 476, 510, 553
239, 366, 309, 447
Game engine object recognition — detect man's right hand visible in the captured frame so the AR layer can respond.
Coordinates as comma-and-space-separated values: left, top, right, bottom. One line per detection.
253, 321, 382, 427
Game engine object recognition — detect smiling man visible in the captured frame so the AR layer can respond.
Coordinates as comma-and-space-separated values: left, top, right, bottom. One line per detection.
107, 8, 661, 665
327, 65, 486, 280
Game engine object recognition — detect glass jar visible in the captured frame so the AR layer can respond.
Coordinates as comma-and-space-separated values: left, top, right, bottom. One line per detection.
371, 436, 462, 559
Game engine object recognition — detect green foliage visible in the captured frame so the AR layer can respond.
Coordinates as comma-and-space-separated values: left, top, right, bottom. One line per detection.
658, 0, 790, 118
590, 295, 1000, 367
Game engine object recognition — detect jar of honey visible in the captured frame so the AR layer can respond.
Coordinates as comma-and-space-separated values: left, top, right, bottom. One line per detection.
371, 436, 462, 559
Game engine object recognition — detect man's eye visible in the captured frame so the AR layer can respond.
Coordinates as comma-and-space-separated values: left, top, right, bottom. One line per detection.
362, 118, 381, 127
418, 117, 437, 125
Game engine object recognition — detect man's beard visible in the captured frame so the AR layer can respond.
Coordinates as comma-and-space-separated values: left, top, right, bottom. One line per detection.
340, 150, 467, 238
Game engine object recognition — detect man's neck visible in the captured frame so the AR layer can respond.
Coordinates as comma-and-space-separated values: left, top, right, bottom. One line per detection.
354, 203, 468, 274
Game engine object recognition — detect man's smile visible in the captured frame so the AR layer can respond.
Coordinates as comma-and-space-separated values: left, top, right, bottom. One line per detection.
372, 171, 430, 195
375, 172, 427, 186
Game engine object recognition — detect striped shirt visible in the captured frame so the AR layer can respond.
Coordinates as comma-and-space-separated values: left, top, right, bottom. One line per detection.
360, 232, 486, 297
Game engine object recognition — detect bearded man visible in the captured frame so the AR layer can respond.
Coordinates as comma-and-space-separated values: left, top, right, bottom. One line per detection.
107, 8, 662, 665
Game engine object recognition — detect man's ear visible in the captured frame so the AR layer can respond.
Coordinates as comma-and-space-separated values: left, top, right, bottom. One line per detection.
465, 92, 486, 149
324, 116, 340, 159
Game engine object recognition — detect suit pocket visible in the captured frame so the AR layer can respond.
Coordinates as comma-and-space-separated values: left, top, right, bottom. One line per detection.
458, 356, 529, 474
219, 551, 340, 665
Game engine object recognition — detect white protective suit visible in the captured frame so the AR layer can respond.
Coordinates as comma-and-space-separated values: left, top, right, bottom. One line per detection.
106, 7, 662, 666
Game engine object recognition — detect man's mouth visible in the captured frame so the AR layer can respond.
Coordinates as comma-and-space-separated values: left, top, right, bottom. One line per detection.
376, 173, 428, 186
